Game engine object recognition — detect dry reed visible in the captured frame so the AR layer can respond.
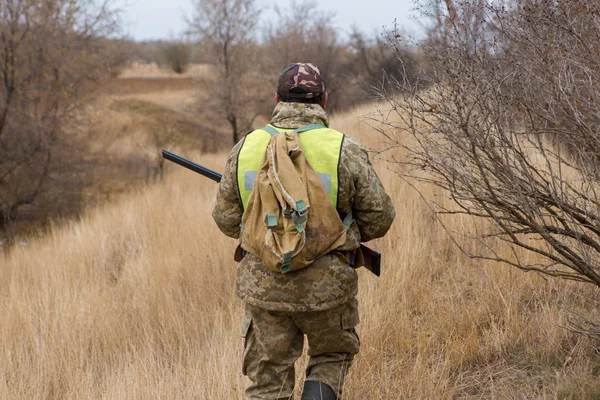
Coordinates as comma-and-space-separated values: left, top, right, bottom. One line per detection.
1, 103, 599, 399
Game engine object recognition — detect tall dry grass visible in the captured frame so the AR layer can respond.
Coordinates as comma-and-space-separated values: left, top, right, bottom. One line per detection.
1, 103, 599, 399
118, 63, 212, 79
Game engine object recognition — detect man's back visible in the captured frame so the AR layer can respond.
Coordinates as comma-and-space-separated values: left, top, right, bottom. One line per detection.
213, 100, 395, 312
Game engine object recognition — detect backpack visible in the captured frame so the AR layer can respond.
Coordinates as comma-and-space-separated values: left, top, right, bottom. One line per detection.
240, 127, 348, 274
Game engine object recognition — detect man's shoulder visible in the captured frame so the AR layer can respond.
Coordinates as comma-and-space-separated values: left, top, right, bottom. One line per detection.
339, 135, 369, 161
223, 136, 247, 169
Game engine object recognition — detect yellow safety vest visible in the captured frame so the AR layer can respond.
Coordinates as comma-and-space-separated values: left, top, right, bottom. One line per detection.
237, 124, 344, 210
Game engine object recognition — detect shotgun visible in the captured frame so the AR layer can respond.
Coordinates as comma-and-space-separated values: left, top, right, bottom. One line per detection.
162, 149, 381, 276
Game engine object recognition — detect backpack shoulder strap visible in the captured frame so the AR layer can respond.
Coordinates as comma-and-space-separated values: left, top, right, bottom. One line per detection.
293, 124, 327, 133
262, 124, 327, 136
262, 125, 280, 136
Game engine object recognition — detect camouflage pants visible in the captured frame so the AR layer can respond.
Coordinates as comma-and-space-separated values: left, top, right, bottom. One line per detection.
241, 298, 360, 400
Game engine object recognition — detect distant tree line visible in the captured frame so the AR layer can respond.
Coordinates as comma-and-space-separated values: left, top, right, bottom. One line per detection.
128, 0, 422, 146
186, 0, 422, 145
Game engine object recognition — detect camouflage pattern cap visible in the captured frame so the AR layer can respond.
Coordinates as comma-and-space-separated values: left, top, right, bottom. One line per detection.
277, 63, 326, 102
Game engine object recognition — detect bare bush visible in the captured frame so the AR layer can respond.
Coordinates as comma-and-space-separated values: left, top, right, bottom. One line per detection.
376, 0, 600, 291
348, 25, 423, 96
163, 42, 191, 74
0, 0, 122, 236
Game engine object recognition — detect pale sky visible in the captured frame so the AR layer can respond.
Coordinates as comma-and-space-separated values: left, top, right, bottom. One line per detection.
120, 0, 422, 41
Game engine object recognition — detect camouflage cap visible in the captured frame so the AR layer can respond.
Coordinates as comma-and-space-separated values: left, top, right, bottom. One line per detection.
277, 63, 326, 102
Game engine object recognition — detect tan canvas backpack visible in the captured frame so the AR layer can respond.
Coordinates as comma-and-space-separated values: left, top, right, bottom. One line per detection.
240, 129, 348, 274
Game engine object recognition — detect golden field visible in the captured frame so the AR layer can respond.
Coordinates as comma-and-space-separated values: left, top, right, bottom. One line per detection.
1, 64, 599, 399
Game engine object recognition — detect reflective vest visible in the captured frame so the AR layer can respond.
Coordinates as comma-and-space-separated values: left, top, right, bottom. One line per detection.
237, 124, 344, 210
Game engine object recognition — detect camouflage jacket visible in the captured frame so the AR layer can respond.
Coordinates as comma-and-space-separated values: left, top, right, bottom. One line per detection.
212, 102, 395, 312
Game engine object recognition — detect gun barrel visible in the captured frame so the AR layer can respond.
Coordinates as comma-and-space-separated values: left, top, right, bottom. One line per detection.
162, 149, 222, 183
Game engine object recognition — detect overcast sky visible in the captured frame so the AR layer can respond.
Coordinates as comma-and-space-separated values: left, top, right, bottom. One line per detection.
121, 0, 422, 41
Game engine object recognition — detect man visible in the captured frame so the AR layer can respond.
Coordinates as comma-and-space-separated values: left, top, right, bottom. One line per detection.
213, 63, 395, 400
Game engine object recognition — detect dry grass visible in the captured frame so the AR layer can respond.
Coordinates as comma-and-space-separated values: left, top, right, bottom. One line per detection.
1, 102, 600, 399
109, 63, 212, 96
118, 63, 212, 79
107, 78, 199, 96
44, 77, 231, 223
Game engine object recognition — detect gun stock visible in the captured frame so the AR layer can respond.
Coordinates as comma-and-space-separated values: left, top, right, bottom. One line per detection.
357, 245, 381, 277
162, 149, 382, 277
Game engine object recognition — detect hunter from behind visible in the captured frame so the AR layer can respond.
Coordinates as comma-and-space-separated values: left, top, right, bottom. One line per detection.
212, 62, 395, 400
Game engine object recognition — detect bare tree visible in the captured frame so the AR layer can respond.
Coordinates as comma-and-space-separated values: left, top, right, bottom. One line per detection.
0, 0, 122, 237
376, 0, 600, 284
188, 0, 265, 145
264, 1, 345, 108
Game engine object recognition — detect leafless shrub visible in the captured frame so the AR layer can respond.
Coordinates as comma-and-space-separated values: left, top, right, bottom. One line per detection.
379, 0, 600, 283
374, 0, 600, 334
163, 42, 191, 74
348, 25, 424, 96
0, 0, 123, 237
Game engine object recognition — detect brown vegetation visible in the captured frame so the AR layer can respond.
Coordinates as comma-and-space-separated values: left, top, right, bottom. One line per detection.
3, 1, 600, 397
107, 78, 199, 95
0, 0, 123, 238
163, 42, 192, 74
376, 0, 600, 335
76, 90, 230, 201
1, 104, 599, 398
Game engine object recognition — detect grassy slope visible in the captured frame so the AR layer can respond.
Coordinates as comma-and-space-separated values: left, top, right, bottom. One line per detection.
1, 81, 600, 398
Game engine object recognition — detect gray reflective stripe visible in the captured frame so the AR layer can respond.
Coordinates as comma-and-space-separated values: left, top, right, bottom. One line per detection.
244, 171, 258, 190
318, 173, 332, 193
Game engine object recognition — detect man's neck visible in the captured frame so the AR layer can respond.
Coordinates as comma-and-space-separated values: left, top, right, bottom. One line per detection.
270, 102, 330, 130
